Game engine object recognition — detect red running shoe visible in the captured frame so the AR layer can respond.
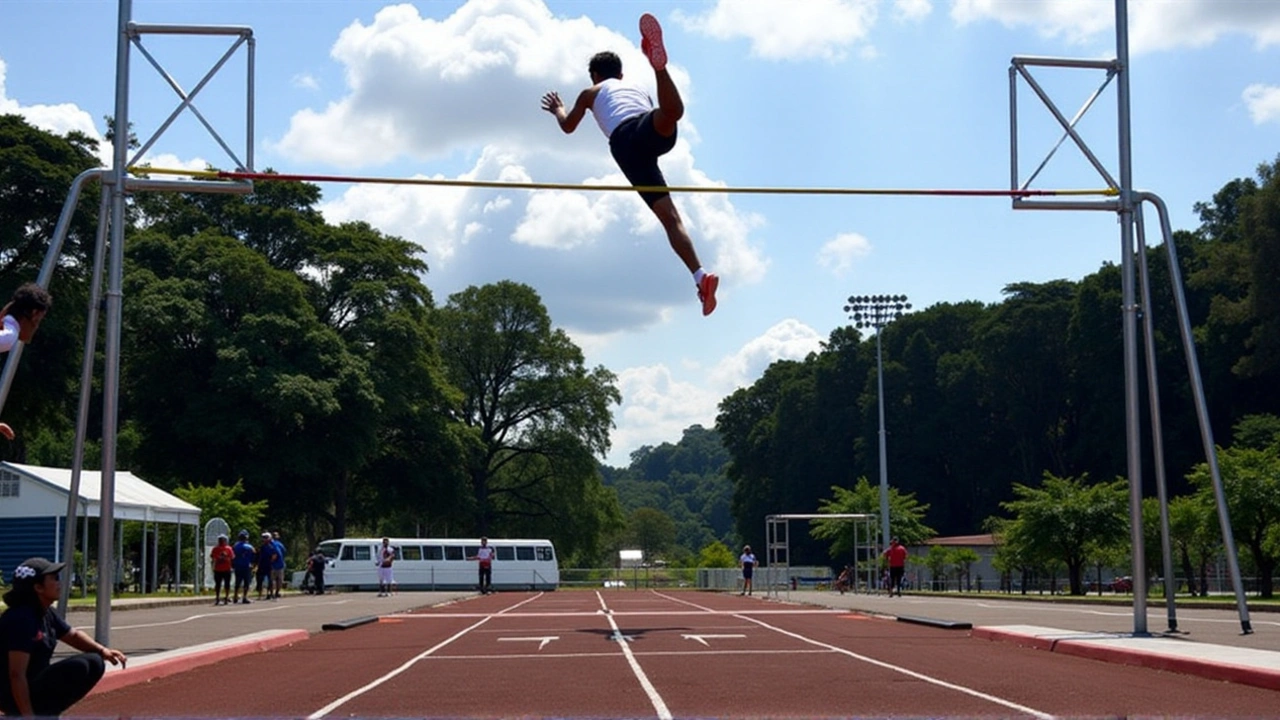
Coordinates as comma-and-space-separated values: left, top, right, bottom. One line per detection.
639, 13, 667, 71
697, 273, 719, 316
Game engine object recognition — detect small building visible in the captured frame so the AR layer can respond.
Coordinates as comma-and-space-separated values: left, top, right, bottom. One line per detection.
910, 533, 998, 591
0, 461, 201, 588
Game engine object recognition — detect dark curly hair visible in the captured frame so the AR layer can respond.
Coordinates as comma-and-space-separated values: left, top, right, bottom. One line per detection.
588, 51, 623, 80
5, 283, 52, 320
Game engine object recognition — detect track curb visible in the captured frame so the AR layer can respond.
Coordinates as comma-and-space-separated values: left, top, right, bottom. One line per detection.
972, 626, 1280, 692
91, 628, 310, 696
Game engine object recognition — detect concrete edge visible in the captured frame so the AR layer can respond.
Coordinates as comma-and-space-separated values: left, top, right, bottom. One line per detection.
972, 627, 1280, 692
896, 614, 972, 630
321, 615, 380, 631
91, 628, 310, 696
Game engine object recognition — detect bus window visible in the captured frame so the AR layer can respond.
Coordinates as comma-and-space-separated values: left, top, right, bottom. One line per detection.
516, 546, 535, 561
444, 546, 465, 561
401, 545, 422, 561
423, 545, 443, 561
496, 546, 515, 561
536, 546, 555, 562
319, 542, 341, 560
465, 545, 479, 559
341, 545, 355, 561
353, 546, 372, 562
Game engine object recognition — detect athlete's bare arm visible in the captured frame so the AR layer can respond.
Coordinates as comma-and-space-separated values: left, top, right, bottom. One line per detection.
541, 85, 599, 134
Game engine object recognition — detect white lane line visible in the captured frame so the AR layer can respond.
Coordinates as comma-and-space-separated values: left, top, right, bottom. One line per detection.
653, 591, 1055, 720
306, 593, 543, 719
417, 648, 836, 660
596, 591, 672, 720
386, 609, 842, 619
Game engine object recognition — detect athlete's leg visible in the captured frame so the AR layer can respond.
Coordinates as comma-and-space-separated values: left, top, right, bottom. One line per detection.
640, 14, 683, 137
650, 197, 699, 273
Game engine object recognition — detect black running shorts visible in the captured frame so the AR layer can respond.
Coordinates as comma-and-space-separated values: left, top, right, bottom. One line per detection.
608, 110, 677, 208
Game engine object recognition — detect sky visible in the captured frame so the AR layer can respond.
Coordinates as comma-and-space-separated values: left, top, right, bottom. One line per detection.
2, 0, 1278, 466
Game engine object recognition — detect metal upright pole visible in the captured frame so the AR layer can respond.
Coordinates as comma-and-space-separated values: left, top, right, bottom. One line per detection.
57, 185, 112, 618
1115, 0, 1148, 635
875, 329, 891, 550
1135, 210, 1179, 632
95, 0, 134, 644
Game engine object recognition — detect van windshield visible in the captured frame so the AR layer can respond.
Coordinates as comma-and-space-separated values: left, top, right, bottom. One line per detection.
317, 541, 341, 559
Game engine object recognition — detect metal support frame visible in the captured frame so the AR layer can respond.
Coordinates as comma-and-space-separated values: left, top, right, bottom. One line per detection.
1008, 0, 1250, 634
764, 514, 877, 599
0, 0, 256, 643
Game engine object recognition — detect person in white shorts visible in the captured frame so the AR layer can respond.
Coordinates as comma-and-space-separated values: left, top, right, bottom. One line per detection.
376, 537, 396, 597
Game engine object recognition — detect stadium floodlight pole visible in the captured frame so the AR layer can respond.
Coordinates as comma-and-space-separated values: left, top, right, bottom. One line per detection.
844, 295, 912, 552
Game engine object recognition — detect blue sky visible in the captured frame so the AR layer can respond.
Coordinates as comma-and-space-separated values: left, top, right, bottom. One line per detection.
2, 0, 1278, 466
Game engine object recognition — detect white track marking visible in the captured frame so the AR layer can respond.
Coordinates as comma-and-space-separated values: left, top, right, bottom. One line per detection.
596, 591, 672, 720
653, 591, 1056, 720
387, 609, 842, 619
416, 648, 835, 660
306, 593, 542, 719
89, 602, 315, 632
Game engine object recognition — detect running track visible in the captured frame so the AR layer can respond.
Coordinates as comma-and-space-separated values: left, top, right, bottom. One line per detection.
78, 591, 1278, 718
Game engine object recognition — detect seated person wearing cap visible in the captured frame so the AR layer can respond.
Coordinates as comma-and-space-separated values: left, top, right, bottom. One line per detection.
0, 557, 127, 717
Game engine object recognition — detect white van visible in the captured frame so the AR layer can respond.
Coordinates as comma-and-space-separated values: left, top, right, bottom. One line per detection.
294, 537, 559, 591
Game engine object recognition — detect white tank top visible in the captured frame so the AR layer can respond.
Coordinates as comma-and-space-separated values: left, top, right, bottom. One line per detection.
592, 78, 653, 138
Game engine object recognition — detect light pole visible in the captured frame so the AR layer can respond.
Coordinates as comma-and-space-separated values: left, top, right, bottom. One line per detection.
844, 294, 911, 551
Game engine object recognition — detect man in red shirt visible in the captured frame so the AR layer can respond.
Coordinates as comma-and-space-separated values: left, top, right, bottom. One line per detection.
883, 538, 908, 597
209, 535, 234, 606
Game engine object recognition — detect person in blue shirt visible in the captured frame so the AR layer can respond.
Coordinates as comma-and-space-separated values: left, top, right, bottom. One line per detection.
231, 530, 257, 605
255, 533, 277, 601
0, 557, 126, 717
270, 532, 287, 599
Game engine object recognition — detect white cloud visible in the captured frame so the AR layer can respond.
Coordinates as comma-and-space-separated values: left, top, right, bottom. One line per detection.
675, 0, 879, 62
1243, 84, 1280, 125
299, 1, 769, 334
708, 319, 825, 389
273, 0, 691, 167
609, 319, 825, 463
291, 73, 320, 91
894, 0, 933, 22
817, 232, 873, 277
0, 56, 109, 164
951, 0, 1280, 54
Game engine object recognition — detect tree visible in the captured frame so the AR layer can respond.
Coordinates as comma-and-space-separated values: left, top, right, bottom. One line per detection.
1187, 444, 1280, 597
435, 281, 621, 547
810, 478, 934, 562
697, 540, 737, 568
628, 507, 676, 562
998, 473, 1129, 595
0, 116, 102, 460
172, 480, 268, 540
121, 229, 380, 530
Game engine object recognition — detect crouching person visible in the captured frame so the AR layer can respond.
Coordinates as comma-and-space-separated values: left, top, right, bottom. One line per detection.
1, 557, 127, 717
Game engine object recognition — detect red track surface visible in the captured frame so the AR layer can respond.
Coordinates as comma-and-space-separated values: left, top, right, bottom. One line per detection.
77, 591, 1278, 718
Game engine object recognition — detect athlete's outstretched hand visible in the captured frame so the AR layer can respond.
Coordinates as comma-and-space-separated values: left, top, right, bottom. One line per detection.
540, 91, 563, 114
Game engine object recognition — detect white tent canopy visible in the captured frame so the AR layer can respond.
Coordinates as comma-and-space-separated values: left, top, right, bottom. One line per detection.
0, 461, 200, 524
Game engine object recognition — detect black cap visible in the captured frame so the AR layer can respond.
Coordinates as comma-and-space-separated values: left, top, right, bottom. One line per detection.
12, 557, 66, 585
238, 530, 249, 539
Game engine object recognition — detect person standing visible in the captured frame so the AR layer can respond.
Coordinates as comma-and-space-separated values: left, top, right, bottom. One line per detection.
540, 14, 719, 316
0, 557, 127, 717
270, 532, 286, 599
738, 545, 756, 596
255, 533, 277, 601
306, 548, 327, 596
209, 535, 234, 606
883, 537, 908, 597
468, 537, 496, 595
376, 538, 396, 597
231, 530, 256, 604
0, 283, 53, 442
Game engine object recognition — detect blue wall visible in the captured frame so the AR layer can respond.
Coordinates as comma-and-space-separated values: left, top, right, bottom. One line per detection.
0, 516, 58, 584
